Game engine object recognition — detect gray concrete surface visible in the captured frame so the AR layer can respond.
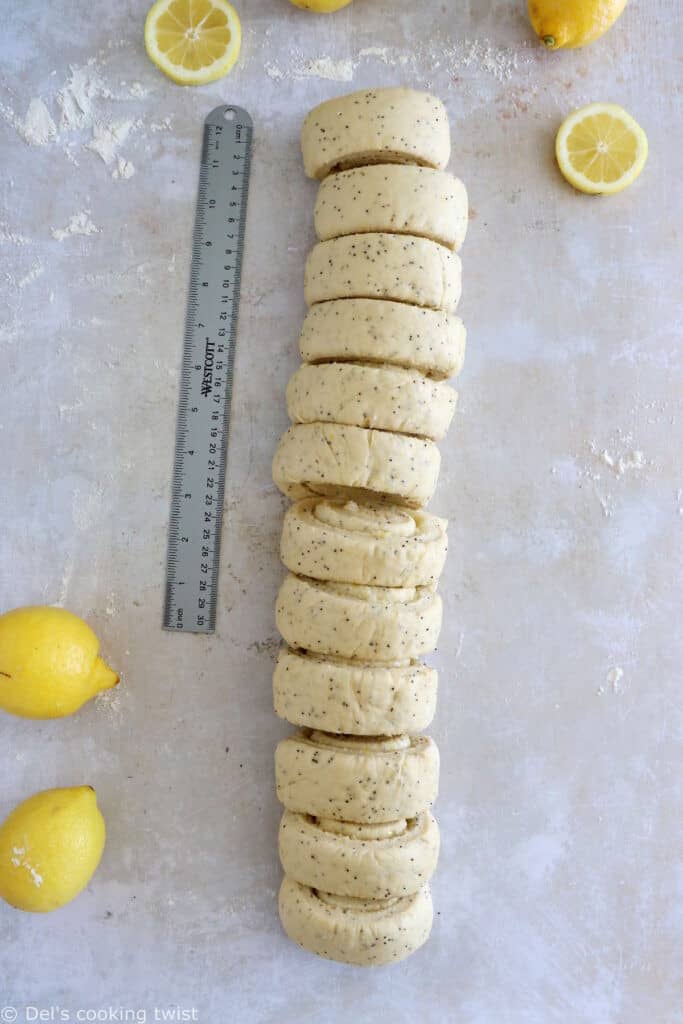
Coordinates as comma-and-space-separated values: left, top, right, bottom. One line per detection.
1, 1, 681, 1021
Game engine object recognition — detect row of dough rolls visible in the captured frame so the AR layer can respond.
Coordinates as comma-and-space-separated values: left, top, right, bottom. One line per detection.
273, 88, 466, 966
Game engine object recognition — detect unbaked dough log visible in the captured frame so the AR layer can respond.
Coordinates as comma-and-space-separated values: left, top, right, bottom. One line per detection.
279, 878, 433, 966
301, 87, 450, 180
275, 575, 442, 662
305, 233, 461, 312
272, 423, 440, 508
315, 165, 468, 251
286, 362, 457, 441
299, 298, 466, 381
273, 648, 438, 734
275, 731, 439, 822
280, 499, 448, 587
279, 810, 439, 898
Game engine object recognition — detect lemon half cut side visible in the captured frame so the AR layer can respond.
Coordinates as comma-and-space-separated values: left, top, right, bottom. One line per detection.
556, 103, 648, 195
145, 0, 242, 86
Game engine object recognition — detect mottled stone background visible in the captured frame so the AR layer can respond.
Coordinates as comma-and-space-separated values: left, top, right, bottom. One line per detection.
1, 1, 681, 1020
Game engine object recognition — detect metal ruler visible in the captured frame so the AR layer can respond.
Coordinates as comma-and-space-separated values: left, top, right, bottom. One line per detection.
163, 105, 253, 634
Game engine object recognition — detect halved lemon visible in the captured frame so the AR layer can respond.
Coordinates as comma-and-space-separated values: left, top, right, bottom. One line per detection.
555, 103, 648, 195
144, 0, 242, 86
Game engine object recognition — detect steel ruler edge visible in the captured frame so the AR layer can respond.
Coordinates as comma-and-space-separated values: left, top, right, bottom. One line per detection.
163, 105, 253, 634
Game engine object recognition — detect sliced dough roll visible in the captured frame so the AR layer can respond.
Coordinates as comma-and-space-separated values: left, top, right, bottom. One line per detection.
274, 648, 438, 734
305, 233, 462, 312
272, 423, 440, 508
279, 811, 440, 899
280, 499, 448, 587
286, 362, 457, 441
275, 731, 439, 822
275, 575, 442, 662
299, 298, 466, 381
301, 86, 450, 180
315, 165, 468, 251
279, 878, 433, 966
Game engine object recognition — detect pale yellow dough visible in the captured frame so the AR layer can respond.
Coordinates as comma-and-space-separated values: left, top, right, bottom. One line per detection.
279, 499, 448, 587
315, 164, 468, 251
275, 732, 440, 822
273, 647, 438, 734
279, 810, 440, 898
286, 362, 457, 440
305, 233, 462, 312
272, 422, 441, 508
301, 87, 450, 180
279, 878, 433, 966
298, 298, 466, 380
275, 574, 442, 662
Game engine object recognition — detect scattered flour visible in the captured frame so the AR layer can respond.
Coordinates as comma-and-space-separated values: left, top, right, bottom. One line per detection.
599, 667, 624, 696
52, 211, 99, 242
263, 37, 528, 85
57, 59, 113, 131
0, 224, 29, 245
302, 57, 355, 82
358, 46, 392, 63
20, 98, 56, 145
0, 97, 56, 146
598, 447, 646, 478
11, 847, 43, 887
58, 400, 83, 420
96, 685, 123, 722
112, 155, 135, 180
72, 482, 105, 531
87, 118, 134, 165
17, 262, 44, 289
2, 58, 139, 181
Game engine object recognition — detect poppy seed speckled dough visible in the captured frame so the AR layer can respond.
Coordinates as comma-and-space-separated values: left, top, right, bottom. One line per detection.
278, 810, 440, 899
275, 574, 442, 662
286, 362, 457, 441
272, 86, 464, 967
315, 164, 468, 250
272, 422, 441, 507
279, 877, 434, 966
275, 731, 439, 823
279, 499, 448, 587
298, 298, 466, 380
301, 87, 450, 180
304, 233, 462, 312
273, 648, 438, 735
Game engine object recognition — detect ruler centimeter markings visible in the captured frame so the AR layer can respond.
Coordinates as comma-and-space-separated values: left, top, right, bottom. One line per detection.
163, 105, 253, 634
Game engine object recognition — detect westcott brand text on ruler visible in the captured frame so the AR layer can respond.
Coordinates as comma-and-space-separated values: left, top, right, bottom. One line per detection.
164, 105, 253, 634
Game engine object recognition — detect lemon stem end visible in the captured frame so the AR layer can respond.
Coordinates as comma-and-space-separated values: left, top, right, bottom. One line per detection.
92, 657, 119, 694
542, 35, 556, 48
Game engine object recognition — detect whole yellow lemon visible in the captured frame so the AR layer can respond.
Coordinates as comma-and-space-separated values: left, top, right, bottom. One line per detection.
289, 0, 353, 11
0, 606, 118, 719
0, 787, 106, 913
529, 0, 628, 49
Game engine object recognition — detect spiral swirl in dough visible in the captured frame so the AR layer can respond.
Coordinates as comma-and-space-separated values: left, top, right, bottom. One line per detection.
275, 731, 439, 823
272, 423, 441, 508
279, 810, 440, 899
273, 647, 437, 734
301, 86, 450, 180
286, 362, 457, 441
299, 298, 466, 381
305, 233, 462, 312
280, 498, 448, 587
275, 574, 442, 662
279, 878, 433, 966
315, 164, 468, 251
